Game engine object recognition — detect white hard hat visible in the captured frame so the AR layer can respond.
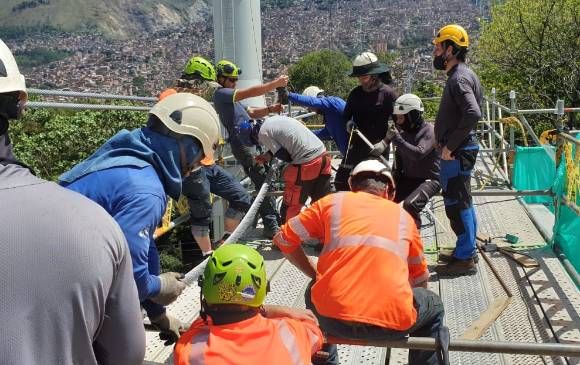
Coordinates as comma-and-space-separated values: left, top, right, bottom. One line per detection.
0, 39, 27, 100
349, 52, 390, 77
349, 159, 395, 188
393, 94, 424, 115
302, 85, 324, 98
149, 93, 221, 160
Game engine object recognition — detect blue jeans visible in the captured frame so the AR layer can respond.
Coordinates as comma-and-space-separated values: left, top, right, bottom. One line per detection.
306, 283, 445, 365
439, 144, 479, 259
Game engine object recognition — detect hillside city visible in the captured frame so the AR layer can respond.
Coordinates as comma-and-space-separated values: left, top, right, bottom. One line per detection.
5, 0, 484, 97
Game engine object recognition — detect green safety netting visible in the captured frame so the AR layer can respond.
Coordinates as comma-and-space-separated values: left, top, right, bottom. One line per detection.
552, 137, 580, 271
513, 143, 580, 273
512, 146, 556, 207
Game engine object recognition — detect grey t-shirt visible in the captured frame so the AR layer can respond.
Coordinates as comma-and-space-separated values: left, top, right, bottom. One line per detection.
258, 115, 326, 164
0, 164, 145, 365
213, 87, 251, 142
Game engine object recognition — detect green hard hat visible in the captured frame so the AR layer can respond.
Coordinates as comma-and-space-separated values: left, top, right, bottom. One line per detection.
183, 56, 216, 82
202, 244, 267, 307
216, 60, 242, 78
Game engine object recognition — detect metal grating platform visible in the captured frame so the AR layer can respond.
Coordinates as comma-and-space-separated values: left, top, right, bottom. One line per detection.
144, 160, 580, 365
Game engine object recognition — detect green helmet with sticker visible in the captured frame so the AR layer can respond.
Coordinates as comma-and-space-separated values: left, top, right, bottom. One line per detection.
216, 60, 242, 78
202, 244, 267, 307
182, 56, 216, 82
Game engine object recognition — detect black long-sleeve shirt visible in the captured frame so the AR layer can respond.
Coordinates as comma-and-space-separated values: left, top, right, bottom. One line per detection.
392, 121, 440, 180
342, 84, 398, 165
434, 63, 483, 152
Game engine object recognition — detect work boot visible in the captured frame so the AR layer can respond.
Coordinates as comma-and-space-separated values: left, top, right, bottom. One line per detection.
435, 257, 477, 276
438, 249, 479, 263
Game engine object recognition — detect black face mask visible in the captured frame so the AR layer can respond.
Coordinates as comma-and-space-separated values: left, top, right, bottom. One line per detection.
0, 93, 22, 120
433, 51, 448, 71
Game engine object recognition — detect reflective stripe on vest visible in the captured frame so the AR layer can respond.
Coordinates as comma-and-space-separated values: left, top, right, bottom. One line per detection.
278, 319, 307, 365
288, 215, 311, 242
187, 327, 210, 365
321, 193, 411, 264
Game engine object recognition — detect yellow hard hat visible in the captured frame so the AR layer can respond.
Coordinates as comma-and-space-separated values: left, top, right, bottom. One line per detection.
432, 24, 469, 48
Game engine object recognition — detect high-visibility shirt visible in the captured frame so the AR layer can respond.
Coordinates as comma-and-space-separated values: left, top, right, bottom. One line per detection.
274, 191, 429, 331
174, 314, 323, 365
159, 88, 215, 166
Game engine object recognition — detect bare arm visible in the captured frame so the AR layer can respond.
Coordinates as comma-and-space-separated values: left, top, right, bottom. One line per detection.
248, 103, 283, 118
283, 246, 317, 280
234, 76, 288, 101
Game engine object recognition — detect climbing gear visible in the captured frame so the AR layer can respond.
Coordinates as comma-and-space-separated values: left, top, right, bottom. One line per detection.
149, 93, 221, 160
349, 51, 390, 77
302, 85, 324, 98
201, 243, 267, 308
432, 24, 469, 48
182, 56, 217, 82
0, 40, 27, 100
393, 94, 424, 115
152, 272, 186, 305
216, 60, 242, 78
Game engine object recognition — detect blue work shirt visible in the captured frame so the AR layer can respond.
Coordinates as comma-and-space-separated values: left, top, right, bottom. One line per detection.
288, 92, 348, 156
63, 165, 167, 318
60, 127, 202, 319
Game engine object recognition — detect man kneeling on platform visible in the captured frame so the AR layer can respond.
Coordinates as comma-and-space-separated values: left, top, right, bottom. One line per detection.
273, 159, 445, 365
174, 244, 324, 365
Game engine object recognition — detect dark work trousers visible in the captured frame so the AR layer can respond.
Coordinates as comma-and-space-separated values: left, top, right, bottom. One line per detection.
334, 135, 390, 191
181, 164, 252, 264
230, 142, 280, 231
280, 154, 332, 223
394, 176, 442, 229
439, 144, 479, 259
305, 282, 445, 365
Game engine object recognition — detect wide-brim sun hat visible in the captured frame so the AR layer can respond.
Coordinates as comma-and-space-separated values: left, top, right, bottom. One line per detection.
349, 51, 390, 77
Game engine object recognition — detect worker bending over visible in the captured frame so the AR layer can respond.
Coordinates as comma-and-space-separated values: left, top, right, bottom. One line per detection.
371, 94, 441, 228
174, 244, 324, 365
60, 93, 220, 345
238, 115, 332, 223
274, 159, 445, 365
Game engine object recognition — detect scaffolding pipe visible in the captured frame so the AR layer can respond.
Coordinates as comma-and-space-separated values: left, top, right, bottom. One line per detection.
262, 189, 553, 198
26, 101, 150, 111
559, 132, 580, 146
27, 88, 157, 102
517, 107, 580, 115
327, 337, 580, 357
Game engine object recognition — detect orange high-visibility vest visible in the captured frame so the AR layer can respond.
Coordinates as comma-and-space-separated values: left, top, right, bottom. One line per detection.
159, 88, 215, 166
274, 191, 429, 331
174, 314, 323, 365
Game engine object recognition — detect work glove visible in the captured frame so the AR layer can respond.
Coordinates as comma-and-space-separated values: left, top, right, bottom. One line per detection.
385, 123, 399, 142
370, 140, 388, 157
346, 120, 357, 133
151, 272, 186, 306
150, 312, 184, 346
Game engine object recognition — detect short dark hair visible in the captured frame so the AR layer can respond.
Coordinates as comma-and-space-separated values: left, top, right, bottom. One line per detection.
350, 173, 392, 196
443, 40, 468, 62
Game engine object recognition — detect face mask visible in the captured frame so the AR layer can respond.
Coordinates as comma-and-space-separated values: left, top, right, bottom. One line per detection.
0, 94, 22, 120
433, 50, 448, 71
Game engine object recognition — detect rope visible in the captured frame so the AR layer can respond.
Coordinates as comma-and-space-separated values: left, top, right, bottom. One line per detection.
182, 167, 276, 286
500, 116, 528, 146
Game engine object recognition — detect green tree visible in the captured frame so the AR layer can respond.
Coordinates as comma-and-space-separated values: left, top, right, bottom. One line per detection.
474, 0, 580, 114
413, 80, 444, 121
288, 49, 357, 99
